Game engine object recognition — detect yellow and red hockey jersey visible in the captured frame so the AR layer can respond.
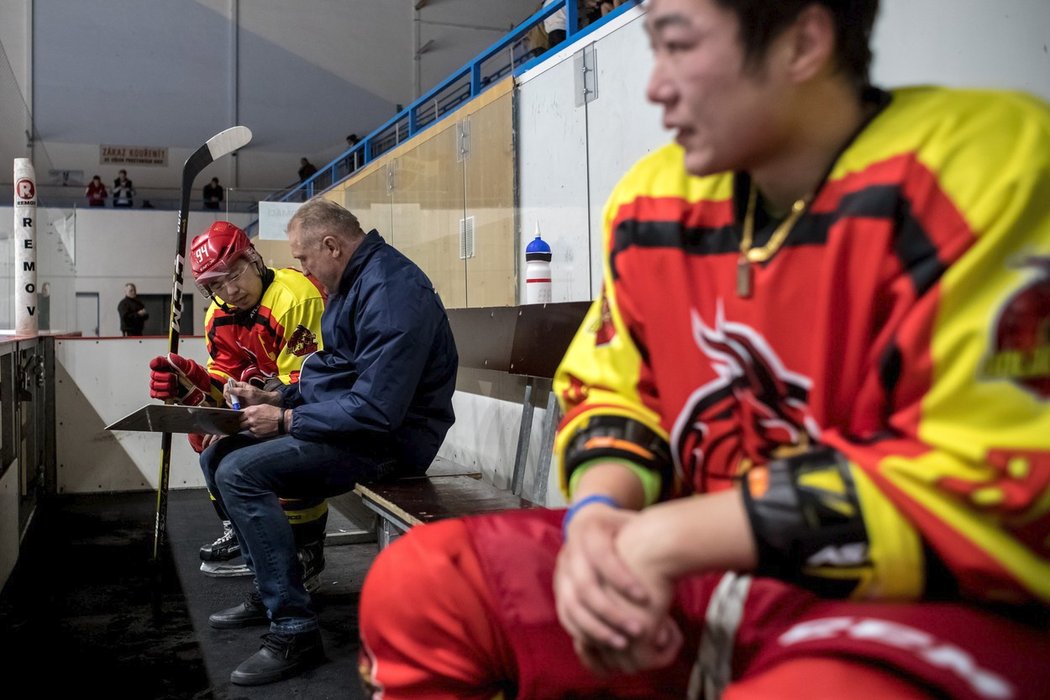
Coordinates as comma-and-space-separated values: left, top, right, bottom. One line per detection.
554, 87, 1050, 606
204, 267, 325, 388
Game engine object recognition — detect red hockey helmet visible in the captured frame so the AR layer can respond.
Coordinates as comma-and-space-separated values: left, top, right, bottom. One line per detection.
189, 221, 263, 297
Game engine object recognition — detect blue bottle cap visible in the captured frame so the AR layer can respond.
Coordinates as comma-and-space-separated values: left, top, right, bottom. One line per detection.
526, 234, 551, 254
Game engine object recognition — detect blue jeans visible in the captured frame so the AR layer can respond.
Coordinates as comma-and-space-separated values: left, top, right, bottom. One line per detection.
200, 432, 396, 634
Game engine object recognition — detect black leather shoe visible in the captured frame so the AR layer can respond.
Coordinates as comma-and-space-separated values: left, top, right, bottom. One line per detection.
230, 630, 325, 686
209, 590, 268, 629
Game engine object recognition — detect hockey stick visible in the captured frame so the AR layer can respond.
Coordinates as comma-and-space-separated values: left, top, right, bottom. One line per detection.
153, 126, 253, 562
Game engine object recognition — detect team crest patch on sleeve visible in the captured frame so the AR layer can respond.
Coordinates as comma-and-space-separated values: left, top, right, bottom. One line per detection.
287, 324, 318, 356
981, 257, 1050, 399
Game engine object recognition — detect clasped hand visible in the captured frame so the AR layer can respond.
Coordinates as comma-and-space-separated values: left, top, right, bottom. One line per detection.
554, 505, 682, 676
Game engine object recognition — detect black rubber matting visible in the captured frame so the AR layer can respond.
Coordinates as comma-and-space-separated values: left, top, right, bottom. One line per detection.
166, 489, 374, 699
1, 489, 375, 699
0, 491, 210, 698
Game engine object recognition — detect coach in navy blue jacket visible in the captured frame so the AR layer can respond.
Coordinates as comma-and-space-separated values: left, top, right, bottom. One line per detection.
199, 197, 458, 686
278, 216, 457, 471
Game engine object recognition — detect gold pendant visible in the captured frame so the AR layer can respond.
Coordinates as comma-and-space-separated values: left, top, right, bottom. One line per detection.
736, 255, 752, 298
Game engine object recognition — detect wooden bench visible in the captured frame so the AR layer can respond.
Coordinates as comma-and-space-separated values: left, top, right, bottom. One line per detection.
353, 301, 589, 549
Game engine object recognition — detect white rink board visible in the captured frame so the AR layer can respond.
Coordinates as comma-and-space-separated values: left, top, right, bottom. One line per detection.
516, 6, 663, 304
579, 13, 669, 299
872, 0, 1050, 102
516, 53, 590, 304
439, 376, 566, 508
55, 337, 211, 493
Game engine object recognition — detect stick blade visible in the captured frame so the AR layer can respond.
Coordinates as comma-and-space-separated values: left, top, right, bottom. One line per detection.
206, 125, 253, 160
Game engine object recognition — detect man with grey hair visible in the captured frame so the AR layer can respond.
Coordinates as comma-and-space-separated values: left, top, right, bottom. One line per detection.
200, 196, 459, 686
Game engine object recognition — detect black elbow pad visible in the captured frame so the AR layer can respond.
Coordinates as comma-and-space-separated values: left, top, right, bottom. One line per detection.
562, 415, 676, 499
742, 448, 876, 599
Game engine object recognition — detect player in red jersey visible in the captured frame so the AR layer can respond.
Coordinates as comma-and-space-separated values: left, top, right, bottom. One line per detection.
359, 0, 1050, 697
148, 221, 329, 584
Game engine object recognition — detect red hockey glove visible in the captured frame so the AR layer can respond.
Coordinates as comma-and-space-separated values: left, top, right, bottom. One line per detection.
188, 432, 207, 453
240, 364, 268, 388
240, 364, 284, 392
149, 353, 212, 406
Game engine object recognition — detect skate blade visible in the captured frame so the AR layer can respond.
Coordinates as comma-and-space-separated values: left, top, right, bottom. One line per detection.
200, 560, 252, 577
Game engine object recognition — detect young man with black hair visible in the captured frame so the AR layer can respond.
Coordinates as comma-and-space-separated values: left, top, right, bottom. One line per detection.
358, 1, 1050, 697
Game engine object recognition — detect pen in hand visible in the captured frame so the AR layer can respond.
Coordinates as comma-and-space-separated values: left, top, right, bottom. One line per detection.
227, 378, 241, 410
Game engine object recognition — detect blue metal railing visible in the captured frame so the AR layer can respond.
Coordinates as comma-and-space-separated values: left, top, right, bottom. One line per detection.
274, 0, 636, 204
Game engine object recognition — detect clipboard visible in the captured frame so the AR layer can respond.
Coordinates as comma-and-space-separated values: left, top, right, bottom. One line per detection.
106, 404, 243, 435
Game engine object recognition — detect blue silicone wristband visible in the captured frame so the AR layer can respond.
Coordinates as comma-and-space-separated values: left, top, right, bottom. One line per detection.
562, 494, 620, 540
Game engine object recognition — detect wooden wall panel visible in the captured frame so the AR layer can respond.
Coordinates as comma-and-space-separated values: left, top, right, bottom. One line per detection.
254, 238, 296, 271
323, 78, 517, 309
342, 166, 393, 246
464, 90, 516, 307
391, 120, 467, 308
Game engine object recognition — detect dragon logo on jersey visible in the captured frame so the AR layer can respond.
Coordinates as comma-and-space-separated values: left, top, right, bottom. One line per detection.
981, 257, 1050, 399
287, 324, 318, 356
672, 303, 820, 482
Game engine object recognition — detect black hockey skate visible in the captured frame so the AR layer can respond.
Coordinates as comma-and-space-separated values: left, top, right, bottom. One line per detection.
200, 520, 241, 561
299, 540, 326, 593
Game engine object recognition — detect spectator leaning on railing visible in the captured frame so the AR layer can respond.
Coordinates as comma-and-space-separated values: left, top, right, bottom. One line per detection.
85, 175, 107, 207
112, 169, 135, 208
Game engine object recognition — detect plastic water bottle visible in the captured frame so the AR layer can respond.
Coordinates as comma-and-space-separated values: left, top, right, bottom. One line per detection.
525, 225, 552, 304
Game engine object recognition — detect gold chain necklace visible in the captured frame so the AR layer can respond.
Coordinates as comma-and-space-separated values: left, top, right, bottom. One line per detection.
736, 185, 812, 298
